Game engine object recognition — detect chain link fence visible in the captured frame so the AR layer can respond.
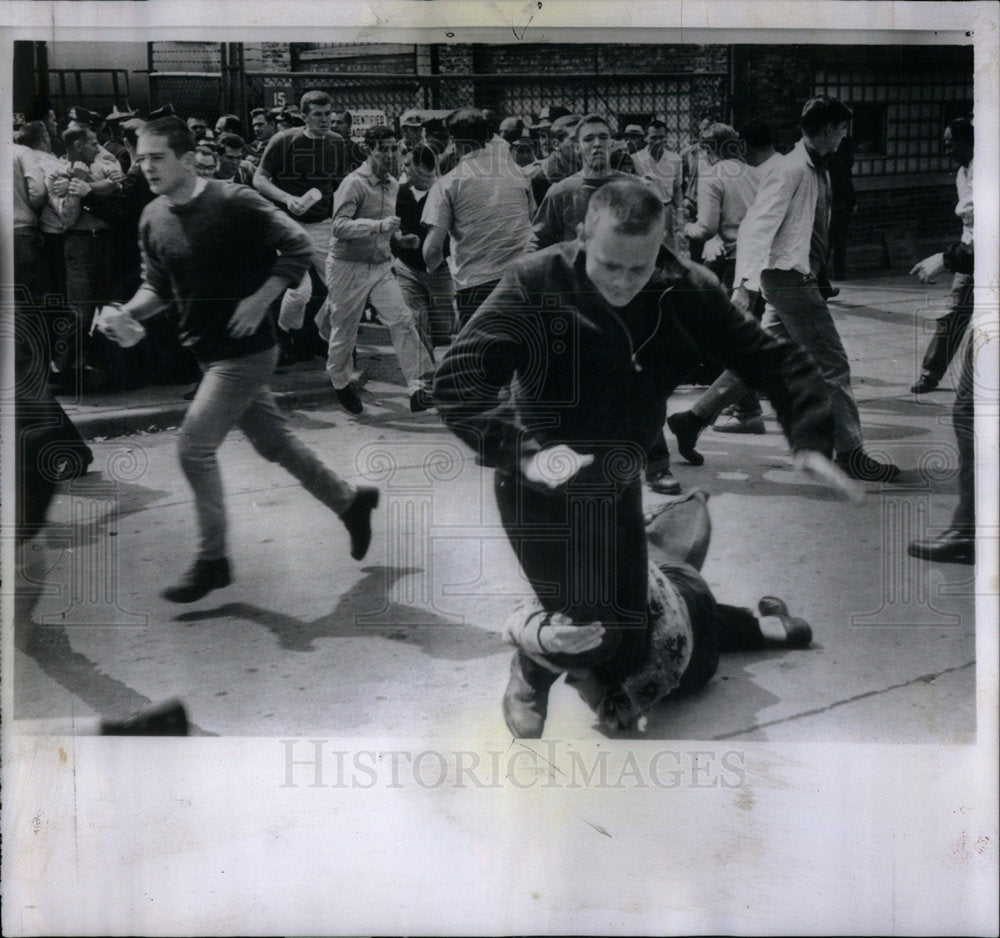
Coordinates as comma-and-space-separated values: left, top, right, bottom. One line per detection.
150, 67, 728, 148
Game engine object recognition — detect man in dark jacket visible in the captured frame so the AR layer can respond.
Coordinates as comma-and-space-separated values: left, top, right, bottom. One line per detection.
434, 178, 850, 738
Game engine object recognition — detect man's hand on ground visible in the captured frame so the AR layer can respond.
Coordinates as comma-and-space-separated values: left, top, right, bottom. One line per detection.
539, 613, 605, 654
522, 445, 595, 488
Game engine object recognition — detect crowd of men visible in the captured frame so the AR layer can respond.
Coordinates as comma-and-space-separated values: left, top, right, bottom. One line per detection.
12, 90, 977, 735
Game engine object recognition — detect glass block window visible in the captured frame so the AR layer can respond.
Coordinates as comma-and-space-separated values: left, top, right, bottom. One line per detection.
815, 61, 973, 176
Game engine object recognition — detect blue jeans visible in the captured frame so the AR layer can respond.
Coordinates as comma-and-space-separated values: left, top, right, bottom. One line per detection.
759, 269, 864, 456
179, 346, 355, 560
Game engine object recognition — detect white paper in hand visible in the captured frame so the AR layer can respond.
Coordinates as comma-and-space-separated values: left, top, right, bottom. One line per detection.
95, 304, 147, 347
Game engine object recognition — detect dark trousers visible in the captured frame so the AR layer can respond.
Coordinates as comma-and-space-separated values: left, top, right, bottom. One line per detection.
952, 339, 975, 533
456, 279, 501, 331
645, 432, 672, 478
827, 203, 853, 280
495, 469, 649, 685
61, 231, 113, 374
921, 273, 974, 383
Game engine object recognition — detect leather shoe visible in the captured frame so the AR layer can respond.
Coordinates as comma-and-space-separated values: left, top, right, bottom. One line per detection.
341, 486, 379, 560
647, 467, 682, 495
834, 448, 900, 483
758, 596, 812, 648
908, 529, 974, 565
335, 383, 364, 415
667, 411, 706, 466
713, 414, 766, 434
910, 374, 940, 394
162, 557, 231, 603
409, 387, 434, 413
503, 650, 559, 738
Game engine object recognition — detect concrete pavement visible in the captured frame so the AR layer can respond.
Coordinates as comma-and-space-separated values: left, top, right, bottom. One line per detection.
12, 274, 980, 740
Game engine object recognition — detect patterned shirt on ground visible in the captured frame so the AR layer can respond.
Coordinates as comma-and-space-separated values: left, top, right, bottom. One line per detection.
421, 146, 534, 291
139, 180, 311, 362
258, 127, 348, 224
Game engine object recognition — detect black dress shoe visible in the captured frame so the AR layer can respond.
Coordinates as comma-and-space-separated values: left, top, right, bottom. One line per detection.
647, 467, 682, 495
502, 650, 559, 738
834, 448, 900, 483
335, 383, 364, 415
910, 374, 940, 394
758, 596, 813, 648
341, 486, 379, 560
161, 557, 231, 603
409, 387, 435, 413
666, 411, 706, 466
101, 699, 189, 736
908, 529, 975, 565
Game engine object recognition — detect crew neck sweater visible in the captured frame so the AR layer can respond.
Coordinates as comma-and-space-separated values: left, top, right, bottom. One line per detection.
139, 180, 311, 362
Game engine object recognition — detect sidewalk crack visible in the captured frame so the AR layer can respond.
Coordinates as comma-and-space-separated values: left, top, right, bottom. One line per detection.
709, 660, 976, 740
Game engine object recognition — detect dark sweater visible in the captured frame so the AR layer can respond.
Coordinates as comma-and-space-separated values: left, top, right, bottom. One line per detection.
139, 180, 311, 362
434, 241, 834, 479
258, 128, 348, 223
532, 170, 633, 249
391, 181, 449, 271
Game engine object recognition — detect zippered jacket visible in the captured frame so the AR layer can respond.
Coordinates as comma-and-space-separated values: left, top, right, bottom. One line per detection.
434, 240, 834, 479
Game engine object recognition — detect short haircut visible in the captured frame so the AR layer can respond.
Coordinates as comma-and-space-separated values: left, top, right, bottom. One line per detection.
700, 122, 741, 160
364, 124, 396, 148
422, 117, 447, 140
800, 96, 853, 136
215, 114, 242, 134
300, 90, 332, 114
194, 145, 218, 163
139, 116, 196, 156
62, 126, 93, 151
409, 143, 438, 175
584, 178, 665, 236
334, 109, 352, 124
250, 108, 266, 119
445, 107, 491, 149
15, 120, 49, 149
738, 118, 773, 149
576, 113, 611, 140
646, 119, 667, 132
947, 117, 973, 148
216, 132, 245, 153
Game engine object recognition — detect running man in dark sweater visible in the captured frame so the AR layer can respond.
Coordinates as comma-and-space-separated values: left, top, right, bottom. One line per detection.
106, 117, 378, 602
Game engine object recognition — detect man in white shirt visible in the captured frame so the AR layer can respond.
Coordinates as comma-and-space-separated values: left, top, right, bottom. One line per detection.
630, 119, 683, 250
909, 118, 974, 395
675, 98, 899, 483
422, 108, 534, 327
